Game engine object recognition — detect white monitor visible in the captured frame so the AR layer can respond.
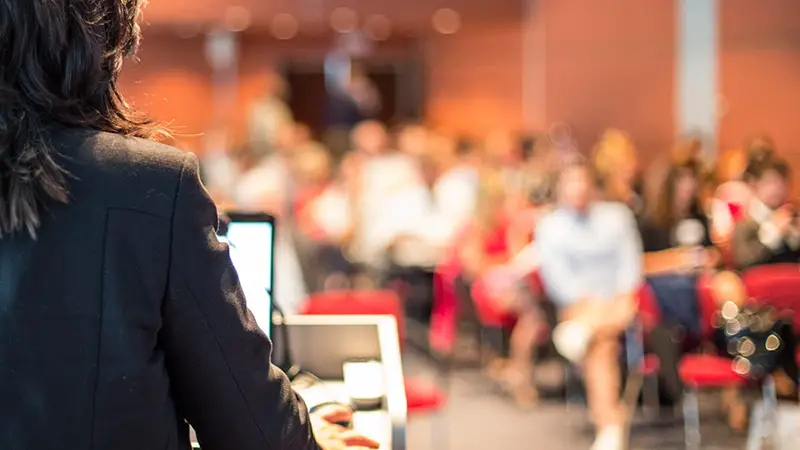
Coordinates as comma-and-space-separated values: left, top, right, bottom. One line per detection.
216, 212, 275, 339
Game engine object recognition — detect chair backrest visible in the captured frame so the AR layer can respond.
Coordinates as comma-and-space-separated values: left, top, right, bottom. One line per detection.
301, 290, 406, 344
742, 263, 800, 330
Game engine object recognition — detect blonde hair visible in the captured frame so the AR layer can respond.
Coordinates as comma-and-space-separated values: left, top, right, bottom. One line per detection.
592, 129, 636, 179
475, 171, 507, 230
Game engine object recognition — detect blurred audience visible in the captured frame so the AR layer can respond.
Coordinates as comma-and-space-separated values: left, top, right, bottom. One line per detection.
203, 89, 800, 443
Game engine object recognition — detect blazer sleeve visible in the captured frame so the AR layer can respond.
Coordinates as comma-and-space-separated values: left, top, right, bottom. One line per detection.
160, 153, 319, 450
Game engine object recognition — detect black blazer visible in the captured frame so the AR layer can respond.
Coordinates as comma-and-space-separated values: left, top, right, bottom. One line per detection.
0, 128, 319, 450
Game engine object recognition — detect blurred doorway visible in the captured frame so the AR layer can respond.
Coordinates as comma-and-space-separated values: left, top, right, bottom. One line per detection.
282, 59, 423, 139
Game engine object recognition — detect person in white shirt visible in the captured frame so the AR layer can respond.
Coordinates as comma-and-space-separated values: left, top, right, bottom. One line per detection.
405, 132, 479, 262
235, 124, 309, 314
347, 121, 431, 272
537, 159, 643, 450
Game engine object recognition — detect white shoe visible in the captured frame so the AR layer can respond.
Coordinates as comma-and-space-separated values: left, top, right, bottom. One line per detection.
590, 425, 625, 450
552, 321, 591, 363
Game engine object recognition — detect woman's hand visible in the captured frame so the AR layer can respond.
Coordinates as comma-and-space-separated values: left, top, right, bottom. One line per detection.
311, 404, 380, 449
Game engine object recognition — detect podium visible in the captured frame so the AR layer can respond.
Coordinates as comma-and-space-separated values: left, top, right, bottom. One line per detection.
190, 314, 407, 450
279, 314, 407, 450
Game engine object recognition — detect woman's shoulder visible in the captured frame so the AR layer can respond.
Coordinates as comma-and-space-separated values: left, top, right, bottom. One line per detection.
57, 130, 196, 215
58, 129, 190, 176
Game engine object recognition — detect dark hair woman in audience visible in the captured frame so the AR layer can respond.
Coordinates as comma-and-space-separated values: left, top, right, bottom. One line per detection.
638, 161, 730, 418
0, 1, 375, 449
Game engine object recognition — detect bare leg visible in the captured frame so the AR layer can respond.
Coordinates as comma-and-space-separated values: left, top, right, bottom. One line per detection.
585, 335, 626, 429
503, 309, 542, 407
559, 298, 631, 429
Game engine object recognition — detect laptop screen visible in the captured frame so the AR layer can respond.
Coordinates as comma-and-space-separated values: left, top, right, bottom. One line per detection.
216, 213, 275, 339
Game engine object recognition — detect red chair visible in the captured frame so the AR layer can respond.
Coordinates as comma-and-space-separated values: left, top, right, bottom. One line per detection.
742, 263, 800, 330
300, 290, 448, 448
676, 273, 748, 450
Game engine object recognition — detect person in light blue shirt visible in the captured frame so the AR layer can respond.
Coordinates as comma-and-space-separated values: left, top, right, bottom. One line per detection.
536, 158, 643, 450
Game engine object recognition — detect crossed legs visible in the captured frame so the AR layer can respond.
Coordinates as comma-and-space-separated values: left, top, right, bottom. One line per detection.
555, 296, 637, 449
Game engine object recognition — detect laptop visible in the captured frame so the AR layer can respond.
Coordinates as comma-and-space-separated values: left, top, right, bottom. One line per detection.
216, 211, 276, 339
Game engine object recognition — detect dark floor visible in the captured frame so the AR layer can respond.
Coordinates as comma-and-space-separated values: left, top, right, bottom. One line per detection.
402, 355, 749, 450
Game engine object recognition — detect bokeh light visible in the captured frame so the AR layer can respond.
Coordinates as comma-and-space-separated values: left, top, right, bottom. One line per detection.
271, 14, 299, 40
224, 6, 252, 32
364, 15, 392, 41
432, 8, 461, 35
331, 7, 359, 34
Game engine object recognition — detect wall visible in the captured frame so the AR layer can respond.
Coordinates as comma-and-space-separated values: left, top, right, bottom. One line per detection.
119, 31, 415, 151
719, 0, 800, 162
119, 33, 212, 151
538, 0, 676, 161
122, 2, 800, 164
424, 22, 525, 136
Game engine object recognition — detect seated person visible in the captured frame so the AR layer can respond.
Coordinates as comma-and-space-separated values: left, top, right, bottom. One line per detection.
711, 142, 774, 246
537, 159, 642, 450
458, 172, 545, 407
303, 151, 366, 290
711, 148, 751, 244
637, 161, 722, 410
731, 156, 800, 269
592, 129, 645, 217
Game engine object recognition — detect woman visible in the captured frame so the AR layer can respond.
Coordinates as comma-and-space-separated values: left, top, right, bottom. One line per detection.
639, 161, 721, 409
0, 2, 375, 449
592, 129, 644, 216
459, 172, 545, 407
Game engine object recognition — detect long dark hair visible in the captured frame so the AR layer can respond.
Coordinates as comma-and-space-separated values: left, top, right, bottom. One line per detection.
0, 0, 159, 237
650, 160, 703, 230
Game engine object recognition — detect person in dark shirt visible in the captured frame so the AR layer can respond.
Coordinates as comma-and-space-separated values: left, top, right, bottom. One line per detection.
638, 161, 720, 410
731, 156, 800, 269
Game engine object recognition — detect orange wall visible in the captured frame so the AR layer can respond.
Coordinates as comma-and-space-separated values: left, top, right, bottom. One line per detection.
119, 34, 212, 151
121, 3, 800, 163
540, 0, 675, 160
424, 22, 524, 136
719, 0, 800, 159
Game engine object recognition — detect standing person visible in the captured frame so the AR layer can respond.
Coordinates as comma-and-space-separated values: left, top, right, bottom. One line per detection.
537, 159, 643, 450
0, 1, 378, 449
248, 72, 294, 157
